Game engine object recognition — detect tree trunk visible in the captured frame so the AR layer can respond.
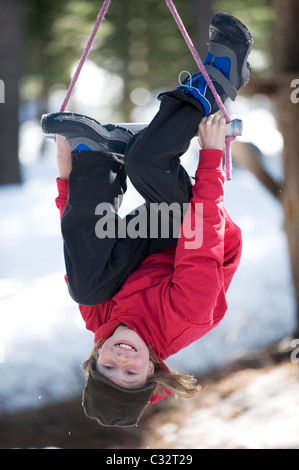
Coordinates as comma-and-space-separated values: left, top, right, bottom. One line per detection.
0, 0, 23, 185
272, 0, 299, 335
190, 0, 213, 59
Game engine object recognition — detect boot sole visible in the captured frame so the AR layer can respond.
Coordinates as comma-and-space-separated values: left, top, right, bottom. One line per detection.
210, 12, 253, 49
41, 112, 133, 152
209, 12, 253, 90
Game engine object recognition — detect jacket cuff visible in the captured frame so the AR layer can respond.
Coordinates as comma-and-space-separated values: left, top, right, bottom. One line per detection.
197, 149, 224, 172
56, 177, 69, 198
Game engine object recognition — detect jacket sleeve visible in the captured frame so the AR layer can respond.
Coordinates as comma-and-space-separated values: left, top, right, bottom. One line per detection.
55, 178, 69, 218
161, 149, 240, 351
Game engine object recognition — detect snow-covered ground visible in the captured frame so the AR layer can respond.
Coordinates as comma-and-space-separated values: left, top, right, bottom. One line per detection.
146, 362, 299, 450
0, 95, 297, 421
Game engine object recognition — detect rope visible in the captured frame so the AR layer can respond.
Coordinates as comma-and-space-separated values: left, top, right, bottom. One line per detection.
59, 0, 112, 113
59, 0, 234, 179
165, 0, 235, 180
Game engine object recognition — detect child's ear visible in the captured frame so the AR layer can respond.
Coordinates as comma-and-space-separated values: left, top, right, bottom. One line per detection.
148, 360, 155, 376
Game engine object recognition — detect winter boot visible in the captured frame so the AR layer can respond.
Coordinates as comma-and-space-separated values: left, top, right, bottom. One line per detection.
41, 112, 134, 154
177, 12, 253, 116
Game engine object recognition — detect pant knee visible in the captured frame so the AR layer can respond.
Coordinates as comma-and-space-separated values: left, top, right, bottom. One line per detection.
67, 280, 109, 306
125, 146, 146, 183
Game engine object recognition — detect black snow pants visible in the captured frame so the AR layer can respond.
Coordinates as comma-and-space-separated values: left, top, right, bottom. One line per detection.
61, 91, 205, 305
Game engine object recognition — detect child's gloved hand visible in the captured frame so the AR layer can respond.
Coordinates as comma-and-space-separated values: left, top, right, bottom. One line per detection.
198, 113, 226, 151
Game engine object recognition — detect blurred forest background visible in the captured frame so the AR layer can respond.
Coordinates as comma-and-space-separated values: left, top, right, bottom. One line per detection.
0, 0, 298, 333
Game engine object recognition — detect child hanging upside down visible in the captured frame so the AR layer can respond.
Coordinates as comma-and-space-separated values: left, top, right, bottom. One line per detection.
42, 12, 252, 427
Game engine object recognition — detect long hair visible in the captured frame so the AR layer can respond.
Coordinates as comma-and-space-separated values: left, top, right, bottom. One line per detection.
82, 340, 201, 400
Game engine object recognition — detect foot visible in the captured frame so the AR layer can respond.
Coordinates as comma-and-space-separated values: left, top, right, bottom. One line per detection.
41, 112, 134, 154
177, 12, 253, 115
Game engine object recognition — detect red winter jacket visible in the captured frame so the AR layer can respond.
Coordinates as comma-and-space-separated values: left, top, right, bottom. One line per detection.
55, 149, 242, 404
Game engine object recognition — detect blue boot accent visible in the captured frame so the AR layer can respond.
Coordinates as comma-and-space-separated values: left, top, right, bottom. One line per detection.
204, 52, 231, 80
177, 52, 232, 116
176, 71, 217, 116
74, 143, 92, 151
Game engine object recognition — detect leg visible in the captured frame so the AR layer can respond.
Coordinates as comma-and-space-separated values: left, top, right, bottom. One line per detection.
125, 11, 252, 252
60, 149, 152, 305
125, 92, 204, 252
42, 113, 155, 305
125, 92, 203, 206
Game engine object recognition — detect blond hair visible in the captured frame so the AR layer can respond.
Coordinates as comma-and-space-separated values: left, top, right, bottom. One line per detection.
82, 340, 201, 400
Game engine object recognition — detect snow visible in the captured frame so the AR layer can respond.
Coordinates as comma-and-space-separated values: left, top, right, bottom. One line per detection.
151, 363, 299, 449
0, 95, 298, 449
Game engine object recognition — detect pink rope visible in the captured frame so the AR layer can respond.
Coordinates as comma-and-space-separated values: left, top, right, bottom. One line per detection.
59, 0, 112, 112
58, 0, 234, 178
165, 0, 234, 180
225, 136, 235, 180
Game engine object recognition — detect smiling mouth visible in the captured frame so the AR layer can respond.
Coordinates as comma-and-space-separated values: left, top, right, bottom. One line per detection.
115, 343, 137, 352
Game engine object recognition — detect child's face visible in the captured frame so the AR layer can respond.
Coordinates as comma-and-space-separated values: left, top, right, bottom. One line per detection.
96, 325, 154, 389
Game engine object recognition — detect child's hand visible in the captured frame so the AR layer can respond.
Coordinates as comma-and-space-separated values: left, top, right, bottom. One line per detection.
56, 135, 72, 179
198, 113, 226, 151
